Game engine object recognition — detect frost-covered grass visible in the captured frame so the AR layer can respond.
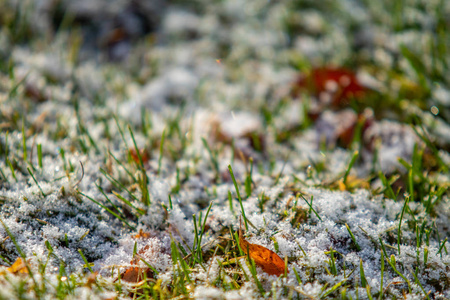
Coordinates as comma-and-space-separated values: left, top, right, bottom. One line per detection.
0, 0, 449, 299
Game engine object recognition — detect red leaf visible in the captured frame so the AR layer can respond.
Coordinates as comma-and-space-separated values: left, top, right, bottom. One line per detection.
294, 67, 366, 107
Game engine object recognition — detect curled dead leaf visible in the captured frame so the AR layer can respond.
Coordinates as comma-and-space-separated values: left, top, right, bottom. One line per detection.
238, 218, 287, 276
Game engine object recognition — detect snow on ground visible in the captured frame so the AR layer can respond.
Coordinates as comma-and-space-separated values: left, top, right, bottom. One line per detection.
0, 0, 449, 299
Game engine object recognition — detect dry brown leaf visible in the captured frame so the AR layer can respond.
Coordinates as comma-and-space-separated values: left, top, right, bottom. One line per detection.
119, 244, 155, 283
238, 218, 286, 276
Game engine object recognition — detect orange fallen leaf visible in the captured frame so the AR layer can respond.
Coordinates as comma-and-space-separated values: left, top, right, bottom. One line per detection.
7, 257, 28, 274
238, 218, 286, 276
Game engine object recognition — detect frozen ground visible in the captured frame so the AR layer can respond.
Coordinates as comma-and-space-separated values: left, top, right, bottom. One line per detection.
0, 0, 449, 299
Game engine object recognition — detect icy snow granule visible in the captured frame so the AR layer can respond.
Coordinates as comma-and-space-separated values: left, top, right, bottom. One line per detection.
194, 286, 224, 300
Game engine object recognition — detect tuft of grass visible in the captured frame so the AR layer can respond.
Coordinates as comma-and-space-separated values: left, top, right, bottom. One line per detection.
158, 129, 166, 175
345, 223, 361, 251
27, 167, 46, 197
202, 137, 220, 182
128, 125, 150, 206
228, 164, 248, 230
343, 150, 358, 186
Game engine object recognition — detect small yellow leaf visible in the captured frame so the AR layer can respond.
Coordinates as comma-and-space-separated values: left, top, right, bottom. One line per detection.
7, 257, 28, 274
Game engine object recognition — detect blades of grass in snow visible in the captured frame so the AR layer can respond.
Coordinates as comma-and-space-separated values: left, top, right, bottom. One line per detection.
0, 252, 11, 266
397, 196, 409, 255
177, 241, 190, 258
3, 131, 9, 162
56, 261, 70, 296
328, 248, 337, 276
231, 226, 244, 257
192, 214, 199, 264
112, 191, 145, 215
411, 121, 448, 172
235, 256, 250, 282
140, 109, 148, 137
108, 150, 137, 183
388, 255, 412, 293
202, 137, 219, 181
345, 223, 361, 251
245, 157, 253, 198
0, 218, 39, 294
37, 143, 42, 169
77, 137, 88, 154
99, 168, 139, 202
366, 285, 373, 300
426, 186, 447, 214
296, 241, 308, 258
197, 201, 214, 263
74, 102, 100, 154
95, 183, 125, 218
272, 237, 279, 253
158, 129, 166, 175
248, 258, 265, 296
168, 194, 173, 210
228, 164, 248, 231
22, 119, 27, 163
292, 174, 307, 186
378, 249, 384, 300
140, 258, 159, 275
398, 158, 428, 184
274, 152, 290, 185
228, 190, 235, 216
379, 171, 396, 200
8, 71, 29, 99
299, 193, 322, 221
132, 241, 138, 258
0, 166, 7, 182
113, 115, 129, 152
293, 267, 302, 284
79, 229, 89, 242
400, 45, 428, 89
257, 191, 267, 213
170, 237, 192, 284
27, 167, 46, 197
78, 249, 94, 273
343, 150, 358, 186
320, 278, 347, 299
408, 168, 414, 203
412, 268, 431, 300
78, 191, 135, 230
59, 147, 68, 173
128, 125, 150, 206
171, 167, 181, 194
7, 158, 17, 181
437, 237, 448, 256
360, 259, 367, 287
